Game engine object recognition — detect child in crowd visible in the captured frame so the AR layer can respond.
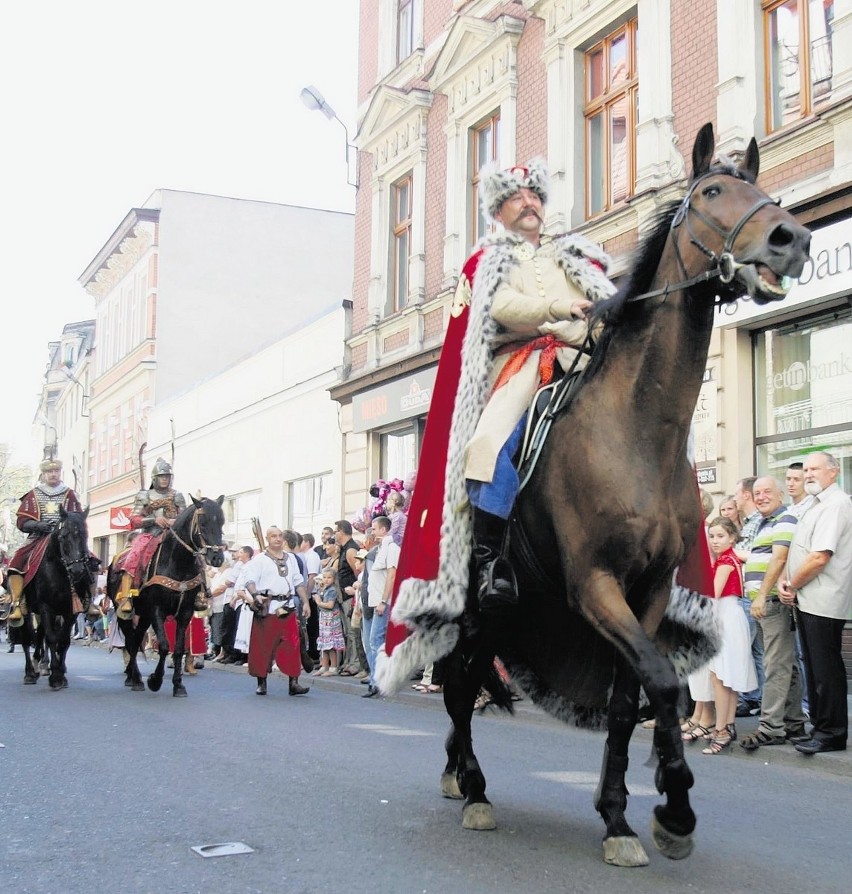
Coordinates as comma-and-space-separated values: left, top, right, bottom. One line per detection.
701, 516, 758, 755
314, 568, 345, 675
718, 495, 744, 533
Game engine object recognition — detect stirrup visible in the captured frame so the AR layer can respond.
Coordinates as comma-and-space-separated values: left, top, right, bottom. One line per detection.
8, 604, 25, 627
477, 558, 518, 612
116, 592, 136, 619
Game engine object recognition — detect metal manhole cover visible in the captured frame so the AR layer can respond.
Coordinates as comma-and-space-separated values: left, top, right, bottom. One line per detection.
191, 841, 254, 858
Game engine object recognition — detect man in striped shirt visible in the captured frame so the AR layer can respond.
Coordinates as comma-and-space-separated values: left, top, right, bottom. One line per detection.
740, 477, 808, 750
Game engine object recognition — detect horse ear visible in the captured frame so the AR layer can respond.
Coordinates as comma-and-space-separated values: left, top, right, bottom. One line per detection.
691, 123, 715, 180
216, 494, 225, 506
83, 505, 90, 519
191, 494, 202, 507
741, 136, 760, 181
60, 506, 68, 520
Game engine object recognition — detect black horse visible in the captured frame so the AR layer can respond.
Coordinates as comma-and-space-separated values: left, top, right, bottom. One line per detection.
110, 495, 225, 697
19, 507, 91, 690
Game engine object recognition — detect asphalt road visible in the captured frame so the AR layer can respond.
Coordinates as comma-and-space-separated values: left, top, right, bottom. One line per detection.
1, 641, 850, 894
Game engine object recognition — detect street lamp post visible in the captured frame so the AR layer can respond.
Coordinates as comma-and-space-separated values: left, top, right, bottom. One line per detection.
300, 85, 358, 188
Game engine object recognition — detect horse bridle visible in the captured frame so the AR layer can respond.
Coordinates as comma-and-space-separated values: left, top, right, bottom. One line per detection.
628, 169, 779, 304
169, 505, 223, 563
55, 518, 90, 578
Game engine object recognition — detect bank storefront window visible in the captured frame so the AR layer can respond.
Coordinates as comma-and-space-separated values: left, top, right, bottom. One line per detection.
754, 307, 852, 488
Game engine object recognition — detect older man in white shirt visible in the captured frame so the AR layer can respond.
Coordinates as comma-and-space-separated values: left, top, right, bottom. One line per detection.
235, 527, 310, 697
779, 452, 852, 754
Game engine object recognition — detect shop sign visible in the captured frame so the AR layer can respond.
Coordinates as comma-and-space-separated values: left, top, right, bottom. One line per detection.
109, 506, 133, 530
715, 218, 852, 328
352, 367, 438, 433
692, 368, 717, 485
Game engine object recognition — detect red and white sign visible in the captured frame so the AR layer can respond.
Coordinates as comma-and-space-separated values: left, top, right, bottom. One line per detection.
109, 507, 133, 530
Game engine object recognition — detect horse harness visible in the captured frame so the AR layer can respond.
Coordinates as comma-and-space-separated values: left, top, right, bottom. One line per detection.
139, 506, 218, 599
630, 168, 780, 305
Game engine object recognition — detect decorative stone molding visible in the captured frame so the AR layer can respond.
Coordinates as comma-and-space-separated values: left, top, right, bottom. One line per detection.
84, 224, 154, 301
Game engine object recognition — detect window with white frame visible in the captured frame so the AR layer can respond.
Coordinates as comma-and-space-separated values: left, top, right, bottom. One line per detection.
584, 17, 638, 217
223, 490, 262, 548
388, 173, 413, 316
289, 473, 333, 536
763, 0, 834, 132
469, 112, 501, 249
397, 0, 416, 63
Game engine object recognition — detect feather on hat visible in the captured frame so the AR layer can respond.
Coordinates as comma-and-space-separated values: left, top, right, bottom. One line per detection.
479, 157, 549, 221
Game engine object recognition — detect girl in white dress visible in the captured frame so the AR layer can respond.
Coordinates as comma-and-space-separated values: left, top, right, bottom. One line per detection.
702, 517, 758, 754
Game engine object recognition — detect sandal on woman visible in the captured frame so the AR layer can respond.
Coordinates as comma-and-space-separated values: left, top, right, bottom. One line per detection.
702, 730, 733, 755
726, 722, 737, 741
680, 718, 700, 733
682, 723, 712, 743
411, 683, 430, 692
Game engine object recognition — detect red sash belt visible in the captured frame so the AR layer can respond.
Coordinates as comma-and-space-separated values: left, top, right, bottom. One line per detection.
493, 334, 566, 393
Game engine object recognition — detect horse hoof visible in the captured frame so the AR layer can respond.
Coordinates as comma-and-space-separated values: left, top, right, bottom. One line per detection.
173, 686, 188, 698
132, 681, 145, 692
650, 814, 694, 860
440, 772, 463, 800
124, 677, 132, 687
50, 681, 62, 691
462, 802, 496, 831
24, 677, 38, 685
603, 836, 649, 867
147, 676, 163, 692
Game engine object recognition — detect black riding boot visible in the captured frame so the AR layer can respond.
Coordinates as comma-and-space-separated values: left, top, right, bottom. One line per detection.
471, 508, 518, 612
255, 676, 267, 696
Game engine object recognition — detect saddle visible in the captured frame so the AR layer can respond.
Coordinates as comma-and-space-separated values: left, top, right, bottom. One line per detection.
516, 366, 586, 495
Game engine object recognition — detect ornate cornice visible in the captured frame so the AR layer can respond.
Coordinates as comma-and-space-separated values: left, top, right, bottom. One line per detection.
83, 224, 154, 300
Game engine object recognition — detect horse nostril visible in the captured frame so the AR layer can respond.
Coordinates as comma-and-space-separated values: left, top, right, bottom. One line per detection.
768, 222, 810, 254
768, 222, 795, 248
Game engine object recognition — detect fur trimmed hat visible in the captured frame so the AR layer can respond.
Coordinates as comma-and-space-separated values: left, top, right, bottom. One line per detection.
479, 157, 549, 221
39, 458, 62, 473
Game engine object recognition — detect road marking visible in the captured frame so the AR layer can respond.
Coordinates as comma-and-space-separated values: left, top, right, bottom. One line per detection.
346, 723, 437, 738
77, 675, 108, 681
531, 771, 657, 797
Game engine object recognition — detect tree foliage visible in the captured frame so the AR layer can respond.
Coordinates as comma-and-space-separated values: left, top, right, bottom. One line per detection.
0, 444, 33, 554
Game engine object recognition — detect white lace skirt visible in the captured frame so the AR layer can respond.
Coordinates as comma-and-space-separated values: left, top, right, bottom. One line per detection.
708, 597, 758, 693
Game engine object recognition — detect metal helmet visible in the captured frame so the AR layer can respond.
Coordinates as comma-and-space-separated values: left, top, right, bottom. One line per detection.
150, 457, 173, 484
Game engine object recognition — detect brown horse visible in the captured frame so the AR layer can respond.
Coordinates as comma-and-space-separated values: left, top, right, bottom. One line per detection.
441, 124, 811, 866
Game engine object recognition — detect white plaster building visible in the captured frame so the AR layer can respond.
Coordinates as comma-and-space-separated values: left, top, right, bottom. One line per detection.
78, 190, 353, 559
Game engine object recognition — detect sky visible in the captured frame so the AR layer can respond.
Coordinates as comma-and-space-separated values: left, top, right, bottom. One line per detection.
0, 1, 359, 465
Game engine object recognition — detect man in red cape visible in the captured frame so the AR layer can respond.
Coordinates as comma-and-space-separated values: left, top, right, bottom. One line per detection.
379, 160, 715, 696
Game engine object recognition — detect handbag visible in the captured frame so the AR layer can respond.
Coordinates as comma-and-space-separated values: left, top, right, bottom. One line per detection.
86, 601, 102, 619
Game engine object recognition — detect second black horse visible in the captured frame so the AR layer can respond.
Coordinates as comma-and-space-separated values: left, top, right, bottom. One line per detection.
109, 495, 225, 697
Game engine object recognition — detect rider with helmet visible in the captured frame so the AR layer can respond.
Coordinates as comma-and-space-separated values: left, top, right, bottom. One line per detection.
115, 457, 195, 619
5, 458, 84, 626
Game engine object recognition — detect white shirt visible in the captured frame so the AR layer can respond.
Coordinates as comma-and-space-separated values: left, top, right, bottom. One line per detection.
235, 552, 304, 613
787, 483, 852, 620
367, 534, 400, 608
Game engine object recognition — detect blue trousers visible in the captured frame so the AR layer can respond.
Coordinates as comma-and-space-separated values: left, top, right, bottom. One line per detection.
466, 417, 526, 520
